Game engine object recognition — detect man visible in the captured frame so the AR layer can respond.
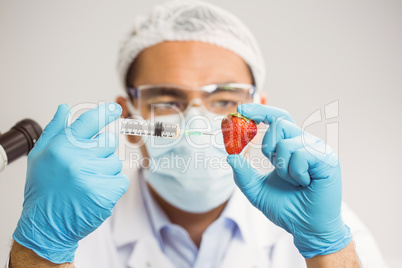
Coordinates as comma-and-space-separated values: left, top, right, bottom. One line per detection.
8, 0, 386, 267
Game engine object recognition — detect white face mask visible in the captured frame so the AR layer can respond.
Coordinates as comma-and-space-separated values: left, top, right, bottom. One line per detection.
142, 104, 235, 213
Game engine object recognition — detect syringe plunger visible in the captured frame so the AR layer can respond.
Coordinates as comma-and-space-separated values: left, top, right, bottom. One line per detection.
119, 119, 179, 139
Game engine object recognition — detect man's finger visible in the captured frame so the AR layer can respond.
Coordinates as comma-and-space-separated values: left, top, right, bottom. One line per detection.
273, 136, 306, 186
84, 154, 122, 176
237, 103, 295, 124
35, 104, 70, 151
67, 103, 121, 140
89, 132, 119, 158
288, 148, 312, 187
261, 118, 302, 162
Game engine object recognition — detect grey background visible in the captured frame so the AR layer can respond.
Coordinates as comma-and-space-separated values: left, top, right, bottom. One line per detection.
0, 0, 401, 266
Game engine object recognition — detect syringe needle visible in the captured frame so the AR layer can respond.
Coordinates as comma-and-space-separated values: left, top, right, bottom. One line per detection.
199, 132, 213, 136
183, 130, 213, 136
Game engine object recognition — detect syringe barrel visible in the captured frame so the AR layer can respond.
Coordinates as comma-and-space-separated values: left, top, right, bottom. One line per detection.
119, 119, 179, 139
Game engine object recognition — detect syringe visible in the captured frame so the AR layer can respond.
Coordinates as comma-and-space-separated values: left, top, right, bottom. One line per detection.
119, 118, 213, 139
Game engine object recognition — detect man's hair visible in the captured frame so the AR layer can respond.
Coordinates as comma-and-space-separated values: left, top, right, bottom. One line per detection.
117, 0, 265, 91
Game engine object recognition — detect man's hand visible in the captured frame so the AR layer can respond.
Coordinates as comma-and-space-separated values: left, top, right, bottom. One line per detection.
12, 103, 129, 264
227, 104, 353, 259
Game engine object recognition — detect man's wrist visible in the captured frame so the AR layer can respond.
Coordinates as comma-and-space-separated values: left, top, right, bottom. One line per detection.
12, 220, 78, 264
305, 240, 361, 268
9, 241, 73, 268
295, 224, 353, 259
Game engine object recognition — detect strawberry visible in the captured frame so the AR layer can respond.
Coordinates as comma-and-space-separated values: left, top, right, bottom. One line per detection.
221, 112, 257, 154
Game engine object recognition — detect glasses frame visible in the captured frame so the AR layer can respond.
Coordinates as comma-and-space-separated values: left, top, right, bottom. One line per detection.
127, 83, 256, 100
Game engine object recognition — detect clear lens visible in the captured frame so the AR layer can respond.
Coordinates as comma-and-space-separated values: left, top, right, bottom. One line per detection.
134, 83, 254, 118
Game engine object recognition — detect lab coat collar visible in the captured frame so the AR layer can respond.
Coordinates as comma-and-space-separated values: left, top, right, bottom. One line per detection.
223, 186, 284, 248
111, 166, 174, 267
220, 187, 251, 242
111, 164, 284, 256
111, 166, 149, 248
139, 170, 172, 243
141, 170, 250, 245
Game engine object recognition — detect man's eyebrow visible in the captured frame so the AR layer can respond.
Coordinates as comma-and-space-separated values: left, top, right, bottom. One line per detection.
141, 86, 187, 98
209, 81, 237, 85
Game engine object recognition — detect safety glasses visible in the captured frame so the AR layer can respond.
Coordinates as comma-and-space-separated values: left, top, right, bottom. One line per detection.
127, 83, 256, 118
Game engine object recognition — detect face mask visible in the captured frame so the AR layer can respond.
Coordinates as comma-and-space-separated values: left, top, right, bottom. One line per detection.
142, 104, 235, 213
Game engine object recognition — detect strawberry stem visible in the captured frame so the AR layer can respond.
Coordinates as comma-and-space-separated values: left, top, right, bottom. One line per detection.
227, 112, 255, 123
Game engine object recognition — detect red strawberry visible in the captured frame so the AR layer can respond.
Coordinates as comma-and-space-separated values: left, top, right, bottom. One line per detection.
221, 113, 257, 154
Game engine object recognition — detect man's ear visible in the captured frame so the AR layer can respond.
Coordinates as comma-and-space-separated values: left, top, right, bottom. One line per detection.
260, 93, 267, 105
115, 96, 149, 163
243, 92, 268, 156
116, 96, 130, 118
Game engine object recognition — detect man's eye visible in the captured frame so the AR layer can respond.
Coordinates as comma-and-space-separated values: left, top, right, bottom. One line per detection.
211, 100, 238, 108
150, 101, 186, 110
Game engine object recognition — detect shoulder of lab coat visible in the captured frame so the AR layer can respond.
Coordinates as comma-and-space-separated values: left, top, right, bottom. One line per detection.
72, 164, 387, 268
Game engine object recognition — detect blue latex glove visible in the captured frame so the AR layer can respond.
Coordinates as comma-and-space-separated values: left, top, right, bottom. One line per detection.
227, 103, 352, 259
13, 103, 128, 263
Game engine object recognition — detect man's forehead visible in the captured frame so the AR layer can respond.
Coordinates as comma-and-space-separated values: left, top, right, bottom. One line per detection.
127, 41, 253, 87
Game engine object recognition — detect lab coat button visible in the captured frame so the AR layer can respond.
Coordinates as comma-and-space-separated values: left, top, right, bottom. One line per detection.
146, 261, 152, 267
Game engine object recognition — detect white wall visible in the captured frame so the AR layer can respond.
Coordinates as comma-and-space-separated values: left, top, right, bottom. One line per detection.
0, 0, 401, 266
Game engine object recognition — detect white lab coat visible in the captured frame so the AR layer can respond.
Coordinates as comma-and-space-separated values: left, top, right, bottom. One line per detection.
4, 166, 387, 268
72, 167, 387, 268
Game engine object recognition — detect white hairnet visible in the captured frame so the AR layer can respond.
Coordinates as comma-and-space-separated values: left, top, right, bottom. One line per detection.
117, 0, 265, 91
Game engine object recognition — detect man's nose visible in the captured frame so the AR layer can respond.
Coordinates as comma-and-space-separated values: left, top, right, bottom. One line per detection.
183, 98, 209, 116
187, 98, 203, 108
